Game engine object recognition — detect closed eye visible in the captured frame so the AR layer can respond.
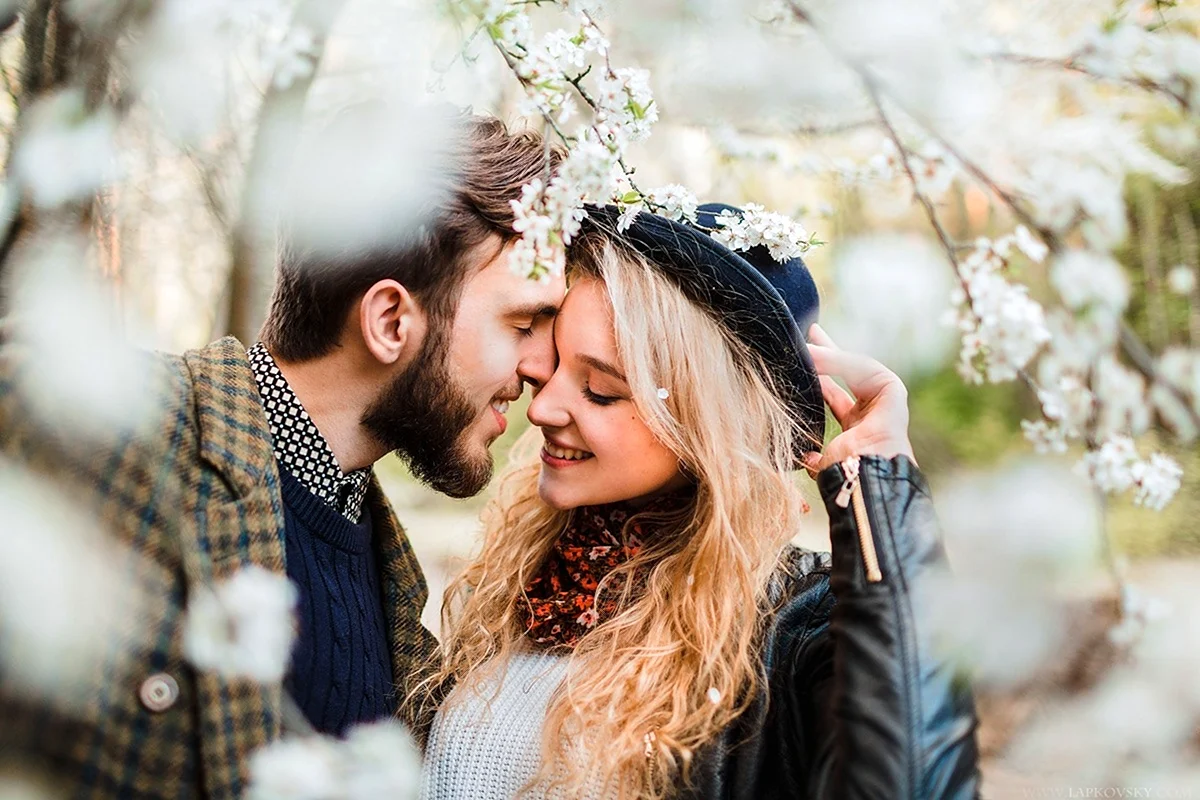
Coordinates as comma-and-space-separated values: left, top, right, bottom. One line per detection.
583, 386, 621, 406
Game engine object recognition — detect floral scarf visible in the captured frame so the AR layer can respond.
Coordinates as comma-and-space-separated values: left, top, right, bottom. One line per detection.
520, 493, 690, 649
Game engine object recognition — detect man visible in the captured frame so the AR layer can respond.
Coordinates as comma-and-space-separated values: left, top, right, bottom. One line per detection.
0, 112, 565, 799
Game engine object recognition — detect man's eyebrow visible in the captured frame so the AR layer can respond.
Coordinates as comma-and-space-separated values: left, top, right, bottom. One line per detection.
579, 354, 627, 383
507, 303, 560, 319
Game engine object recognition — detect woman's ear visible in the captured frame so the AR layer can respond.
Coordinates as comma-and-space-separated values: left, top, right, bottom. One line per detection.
358, 279, 426, 366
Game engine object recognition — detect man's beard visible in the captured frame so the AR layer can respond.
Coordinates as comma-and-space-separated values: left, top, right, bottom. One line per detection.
361, 322, 493, 499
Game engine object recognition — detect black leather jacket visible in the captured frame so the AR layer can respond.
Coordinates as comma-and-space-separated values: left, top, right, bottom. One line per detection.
682, 455, 981, 799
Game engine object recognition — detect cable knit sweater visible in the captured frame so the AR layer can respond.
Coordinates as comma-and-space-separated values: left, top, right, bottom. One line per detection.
420, 650, 615, 800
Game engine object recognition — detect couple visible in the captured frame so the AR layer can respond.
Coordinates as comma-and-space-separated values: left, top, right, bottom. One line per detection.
0, 111, 979, 799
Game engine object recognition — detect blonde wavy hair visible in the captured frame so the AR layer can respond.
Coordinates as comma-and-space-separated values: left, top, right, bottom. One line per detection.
418, 228, 818, 799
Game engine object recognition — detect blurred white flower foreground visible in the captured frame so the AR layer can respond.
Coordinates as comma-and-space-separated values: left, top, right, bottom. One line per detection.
247, 720, 421, 800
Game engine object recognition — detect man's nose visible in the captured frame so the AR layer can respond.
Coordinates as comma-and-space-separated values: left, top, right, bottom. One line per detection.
517, 326, 557, 391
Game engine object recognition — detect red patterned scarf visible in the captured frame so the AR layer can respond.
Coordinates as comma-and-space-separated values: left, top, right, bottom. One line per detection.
520, 493, 691, 648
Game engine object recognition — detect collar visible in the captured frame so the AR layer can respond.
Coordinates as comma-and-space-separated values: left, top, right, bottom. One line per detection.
246, 342, 371, 522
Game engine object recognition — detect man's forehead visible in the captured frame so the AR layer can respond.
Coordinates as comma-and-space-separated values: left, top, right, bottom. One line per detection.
466, 237, 566, 309
498, 267, 566, 313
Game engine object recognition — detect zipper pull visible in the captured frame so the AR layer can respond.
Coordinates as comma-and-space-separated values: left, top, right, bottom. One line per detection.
834, 455, 861, 508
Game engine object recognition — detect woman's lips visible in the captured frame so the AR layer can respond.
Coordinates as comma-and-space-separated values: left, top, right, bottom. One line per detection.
540, 445, 594, 468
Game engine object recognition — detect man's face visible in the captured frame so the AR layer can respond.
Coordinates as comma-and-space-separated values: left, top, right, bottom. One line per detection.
361, 238, 564, 497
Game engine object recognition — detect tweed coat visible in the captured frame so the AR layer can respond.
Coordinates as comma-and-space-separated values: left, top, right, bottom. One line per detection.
0, 335, 438, 799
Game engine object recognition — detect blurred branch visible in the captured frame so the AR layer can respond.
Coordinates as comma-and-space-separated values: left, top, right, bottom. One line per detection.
186, 150, 232, 232
49, 3, 77, 87
792, 117, 878, 136
863, 76, 1041, 401
984, 51, 1192, 111
18, 0, 53, 112
225, 0, 349, 344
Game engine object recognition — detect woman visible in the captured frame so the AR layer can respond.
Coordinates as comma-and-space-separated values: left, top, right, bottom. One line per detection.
416, 204, 980, 799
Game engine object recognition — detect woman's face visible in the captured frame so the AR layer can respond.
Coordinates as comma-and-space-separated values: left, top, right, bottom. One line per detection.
527, 278, 689, 510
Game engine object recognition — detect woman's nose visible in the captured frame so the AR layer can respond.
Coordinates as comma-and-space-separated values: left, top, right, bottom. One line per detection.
527, 369, 572, 430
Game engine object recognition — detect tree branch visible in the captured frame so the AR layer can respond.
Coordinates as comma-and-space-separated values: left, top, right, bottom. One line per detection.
985, 51, 1192, 111
787, 0, 1200, 432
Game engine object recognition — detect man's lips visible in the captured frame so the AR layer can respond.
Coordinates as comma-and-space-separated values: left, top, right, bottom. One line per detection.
490, 404, 508, 435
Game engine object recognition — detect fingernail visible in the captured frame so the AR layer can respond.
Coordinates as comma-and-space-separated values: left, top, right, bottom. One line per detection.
802, 452, 821, 468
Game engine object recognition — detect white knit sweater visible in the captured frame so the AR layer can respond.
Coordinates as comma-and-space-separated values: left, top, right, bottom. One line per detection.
420, 650, 614, 800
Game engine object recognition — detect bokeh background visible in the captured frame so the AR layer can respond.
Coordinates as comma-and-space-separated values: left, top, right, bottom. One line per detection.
1, 0, 1198, 795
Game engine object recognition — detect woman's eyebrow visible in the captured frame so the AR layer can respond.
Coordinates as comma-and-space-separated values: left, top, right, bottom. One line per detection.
579, 354, 627, 383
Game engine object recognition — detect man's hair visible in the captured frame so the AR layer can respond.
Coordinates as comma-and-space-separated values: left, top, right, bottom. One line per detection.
260, 111, 563, 362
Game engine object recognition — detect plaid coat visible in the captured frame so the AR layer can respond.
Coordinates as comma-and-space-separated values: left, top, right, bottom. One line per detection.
0, 336, 439, 799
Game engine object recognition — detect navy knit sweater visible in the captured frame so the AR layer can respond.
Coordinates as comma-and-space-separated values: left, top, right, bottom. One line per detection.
278, 465, 394, 735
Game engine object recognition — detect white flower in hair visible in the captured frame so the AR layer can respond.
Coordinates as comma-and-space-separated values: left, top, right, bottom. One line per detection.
709, 203, 815, 262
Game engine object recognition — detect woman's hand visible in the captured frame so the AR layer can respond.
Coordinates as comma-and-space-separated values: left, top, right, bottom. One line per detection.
802, 323, 916, 475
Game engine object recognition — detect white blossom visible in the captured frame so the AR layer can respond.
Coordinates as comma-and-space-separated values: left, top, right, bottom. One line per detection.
0, 462, 150, 708
1167, 265, 1197, 295
1051, 249, 1130, 314
14, 91, 118, 208
1130, 453, 1183, 511
595, 68, 658, 143
1079, 436, 1140, 494
247, 737, 342, 800
183, 566, 298, 683
1012, 225, 1049, 264
266, 25, 317, 90
1077, 437, 1182, 510
645, 184, 699, 224
1021, 419, 1069, 454
246, 721, 421, 800
710, 203, 814, 262
341, 721, 422, 800
8, 234, 162, 439
948, 237, 1051, 384
1109, 581, 1172, 648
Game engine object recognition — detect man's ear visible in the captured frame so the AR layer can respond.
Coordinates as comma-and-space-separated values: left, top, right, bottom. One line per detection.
358, 279, 425, 366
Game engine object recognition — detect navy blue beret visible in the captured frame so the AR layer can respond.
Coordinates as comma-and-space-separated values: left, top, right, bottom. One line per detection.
580, 203, 825, 454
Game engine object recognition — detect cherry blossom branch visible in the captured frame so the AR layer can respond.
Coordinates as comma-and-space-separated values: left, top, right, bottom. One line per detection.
787, 0, 1200, 434
985, 50, 1192, 111
863, 77, 1044, 394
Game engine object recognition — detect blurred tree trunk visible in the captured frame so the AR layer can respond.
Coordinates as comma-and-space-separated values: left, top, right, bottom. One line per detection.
224, 0, 348, 344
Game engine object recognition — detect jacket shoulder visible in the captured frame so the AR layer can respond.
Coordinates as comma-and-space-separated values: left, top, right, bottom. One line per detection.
767, 545, 832, 606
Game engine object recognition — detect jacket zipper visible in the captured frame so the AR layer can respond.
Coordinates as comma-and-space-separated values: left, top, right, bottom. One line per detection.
834, 455, 882, 583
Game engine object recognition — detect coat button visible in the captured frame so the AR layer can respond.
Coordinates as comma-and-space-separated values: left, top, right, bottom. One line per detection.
139, 673, 180, 712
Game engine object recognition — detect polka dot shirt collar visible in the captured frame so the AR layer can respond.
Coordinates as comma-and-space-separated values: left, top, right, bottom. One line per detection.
247, 342, 371, 522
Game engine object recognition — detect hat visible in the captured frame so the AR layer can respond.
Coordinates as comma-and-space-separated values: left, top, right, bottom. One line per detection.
580, 203, 825, 455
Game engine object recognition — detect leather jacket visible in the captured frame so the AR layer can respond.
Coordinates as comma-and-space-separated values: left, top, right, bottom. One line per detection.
681, 455, 981, 799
